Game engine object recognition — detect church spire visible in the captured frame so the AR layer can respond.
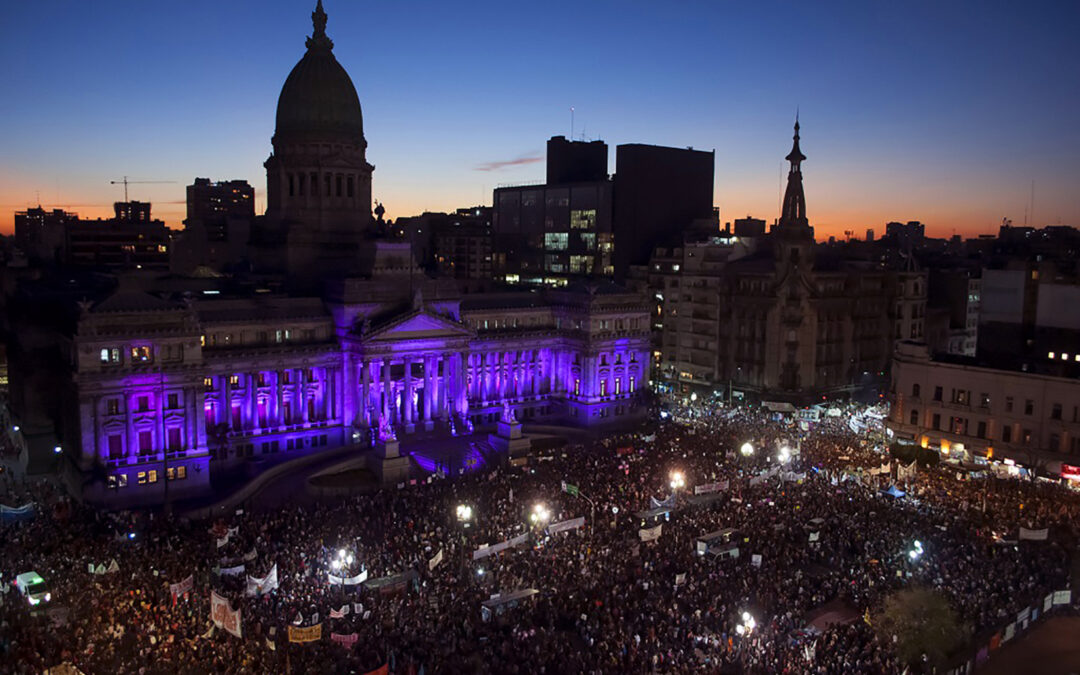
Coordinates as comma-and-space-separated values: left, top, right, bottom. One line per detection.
306, 0, 334, 51
779, 116, 808, 227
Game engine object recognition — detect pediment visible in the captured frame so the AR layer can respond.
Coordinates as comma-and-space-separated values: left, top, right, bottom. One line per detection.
362, 310, 472, 342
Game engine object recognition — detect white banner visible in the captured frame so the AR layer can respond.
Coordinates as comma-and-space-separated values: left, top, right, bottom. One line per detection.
1053, 590, 1072, 605
210, 591, 242, 638
328, 569, 369, 586
428, 549, 443, 571
897, 461, 917, 481
693, 481, 728, 495
472, 533, 530, 560
245, 563, 278, 596
751, 554, 762, 567
219, 564, 246, 576
782, 472, 806, 483
639, 524, 663, 542
170, 574, 194, 598
548, 516, 586, 534
674, 573, 686, 586
329, 604, 350, 619
808, 531, 820, 543
1019, 527, 1049, 541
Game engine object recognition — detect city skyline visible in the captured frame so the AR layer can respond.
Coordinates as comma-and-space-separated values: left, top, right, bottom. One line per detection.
2, 1, 1078, 240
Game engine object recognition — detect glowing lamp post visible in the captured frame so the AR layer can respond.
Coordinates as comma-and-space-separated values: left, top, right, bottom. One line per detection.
529, 503, 550, 525
740, 442, 754, 457
669, 470, 686, 491
456, 504, 473, 522
736, 611, 757, 636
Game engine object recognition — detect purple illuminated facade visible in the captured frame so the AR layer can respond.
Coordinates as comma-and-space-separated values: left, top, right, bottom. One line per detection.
66, 258, 648, 506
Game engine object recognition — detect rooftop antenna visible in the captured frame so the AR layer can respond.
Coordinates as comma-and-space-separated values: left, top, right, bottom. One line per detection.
570, 106, 575, 140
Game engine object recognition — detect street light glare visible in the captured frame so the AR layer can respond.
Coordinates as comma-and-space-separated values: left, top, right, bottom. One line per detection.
740, 442, 754, 456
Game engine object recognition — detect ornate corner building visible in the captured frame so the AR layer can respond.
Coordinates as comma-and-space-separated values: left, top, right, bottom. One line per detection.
7, 2, 649, 508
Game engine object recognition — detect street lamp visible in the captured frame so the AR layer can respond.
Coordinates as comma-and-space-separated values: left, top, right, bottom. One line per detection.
669, 470, 685, 490
530, 503, 550, 524
736, 611, 757, 635
456, 504, 473, 522
740, 442, 754, 457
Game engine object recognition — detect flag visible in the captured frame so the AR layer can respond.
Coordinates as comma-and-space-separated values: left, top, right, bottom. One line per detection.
561, 481, 579, 497
863, 608, 872, 626
428, 549, 443, 571
639, 524, 662, 542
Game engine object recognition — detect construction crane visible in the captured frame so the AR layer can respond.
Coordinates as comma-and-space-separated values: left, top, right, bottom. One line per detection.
110, 176, 176, 202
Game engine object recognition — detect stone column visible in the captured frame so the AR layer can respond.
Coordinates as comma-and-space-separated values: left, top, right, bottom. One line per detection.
382, 357, 392, 424
361, 358, 371, 427
457, 351, 469, 415
300, 368, 310, 424
423, 356, 434, 422
403, 357, 415, 428
275, 371, 284, 427
437, 355, 448, 418
343, 355, 355, 427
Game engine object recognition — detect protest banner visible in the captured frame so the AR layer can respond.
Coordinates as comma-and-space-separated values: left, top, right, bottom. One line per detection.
428, 549, 443, 571
169, 575, 194, 599
210, 592, 242, 638
751, 554, 762, 567
245, 563, 278, 596
674, 573, 686, 586
1019, 527, 1049, 541
693, 481, 728, 495
331, 632, 359, 648
329, 605, 349, 619
328, 569, 369, 585
639, 524, 662, 542
808, 531, 820, 543
1053, 590, 1071, 605
288, 623, 322, 643
472, 533, 530, 560
218, 564, 246, 577
548, 516, 585, 534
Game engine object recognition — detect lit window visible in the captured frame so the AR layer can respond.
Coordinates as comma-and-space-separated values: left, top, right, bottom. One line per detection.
177, 466, 186, 479
229, 374, 240, 386
600, 380, 607, 396
147, 470, 158, 484
1062, 353, 1069, 361
630, 376, 636, 391
615, 378, 621, 395
574, 379, 580, 396
200, 335, 206, 346
100, 348, 121, 364
130, 346, 152, 363
204, 377, 213, 390
137, 471, 147, 485
1049, 352, 1055, 359
100, 348, 109, 362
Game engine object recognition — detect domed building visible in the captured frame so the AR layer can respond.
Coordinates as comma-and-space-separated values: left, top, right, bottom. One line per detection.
256, 0, 375, 283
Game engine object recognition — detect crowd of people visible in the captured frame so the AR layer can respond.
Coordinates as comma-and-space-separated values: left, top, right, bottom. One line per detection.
1, 399, 1077, 674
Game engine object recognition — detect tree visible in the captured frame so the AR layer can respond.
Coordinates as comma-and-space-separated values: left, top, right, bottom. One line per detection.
873, 586, 969, 668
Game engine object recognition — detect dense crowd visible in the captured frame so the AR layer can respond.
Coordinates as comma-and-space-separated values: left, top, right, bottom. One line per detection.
1, 400, 1077, 674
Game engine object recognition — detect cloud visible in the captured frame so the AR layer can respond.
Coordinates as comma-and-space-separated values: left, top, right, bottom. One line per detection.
474, 154, 544, 172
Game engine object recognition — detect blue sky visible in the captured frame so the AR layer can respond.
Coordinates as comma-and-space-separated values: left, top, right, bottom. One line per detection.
1, 0, 1078, 239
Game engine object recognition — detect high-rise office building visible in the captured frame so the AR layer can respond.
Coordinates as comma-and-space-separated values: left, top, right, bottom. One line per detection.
612, 143, 715, 280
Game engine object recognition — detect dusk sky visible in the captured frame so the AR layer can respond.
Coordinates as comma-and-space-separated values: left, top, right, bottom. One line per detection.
1, 0, 1078, 240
